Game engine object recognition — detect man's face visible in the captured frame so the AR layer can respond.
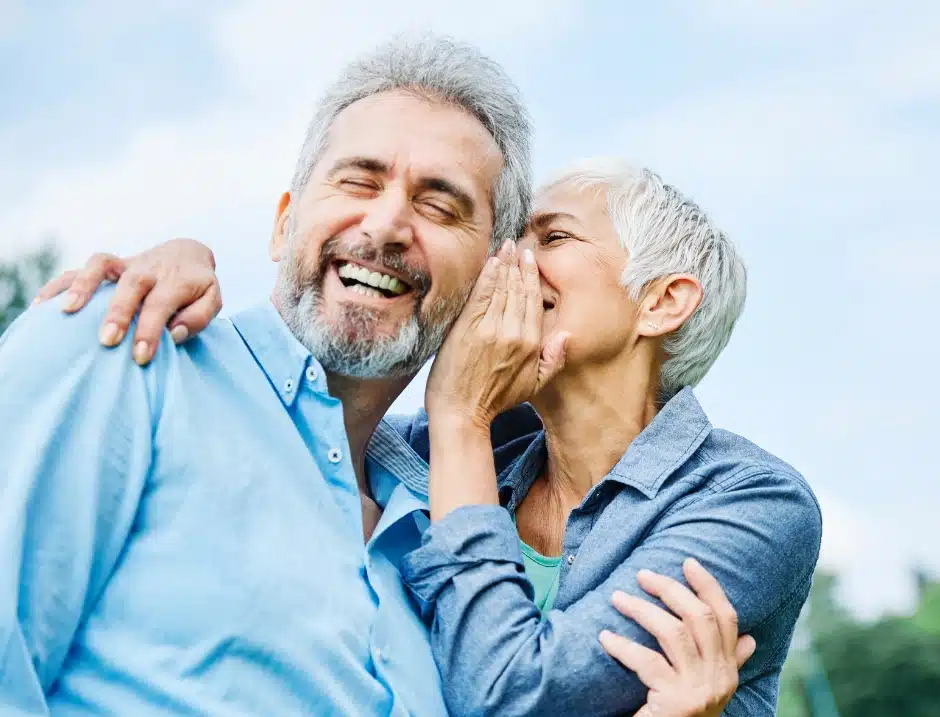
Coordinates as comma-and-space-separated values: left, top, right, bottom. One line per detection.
272, 90, 504, 378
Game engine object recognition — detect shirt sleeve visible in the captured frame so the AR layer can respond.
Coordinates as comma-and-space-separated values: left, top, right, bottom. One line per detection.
0, 297, 156, 714
399, 470, 822, 717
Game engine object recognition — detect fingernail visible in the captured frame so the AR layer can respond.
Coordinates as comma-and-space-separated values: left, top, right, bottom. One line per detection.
598, 629, 614, 642
170, 325, 189, 344
523, 248, 535, 264
637, 568, 655, 580
32, 296, 41, 306
133, 340, 150, 365
502, 238, 516, 255
99, 322, 120, 346
60, 292, 80, 312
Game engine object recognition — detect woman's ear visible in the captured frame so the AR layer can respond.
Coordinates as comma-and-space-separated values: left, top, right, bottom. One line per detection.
269, 191, 292, 262
637, 274, 703, 337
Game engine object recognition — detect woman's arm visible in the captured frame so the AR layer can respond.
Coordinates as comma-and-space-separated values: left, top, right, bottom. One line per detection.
401, 476, 820, 717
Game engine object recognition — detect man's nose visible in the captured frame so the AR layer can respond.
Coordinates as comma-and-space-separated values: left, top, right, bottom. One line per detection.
359, 192, 414, 252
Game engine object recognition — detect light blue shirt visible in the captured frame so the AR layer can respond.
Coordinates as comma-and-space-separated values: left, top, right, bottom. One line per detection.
0, 294, 446, 716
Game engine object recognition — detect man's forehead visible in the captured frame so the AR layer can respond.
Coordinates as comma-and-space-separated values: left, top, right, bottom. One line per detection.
324, 91, 502, 182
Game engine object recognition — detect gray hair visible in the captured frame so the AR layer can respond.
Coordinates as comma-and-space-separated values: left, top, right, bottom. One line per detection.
546, 159, 748, 399
290, 34, 533, 249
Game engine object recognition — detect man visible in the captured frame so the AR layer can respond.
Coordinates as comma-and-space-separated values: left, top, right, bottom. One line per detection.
2, 35, 749, 716
0, 35, 526, 715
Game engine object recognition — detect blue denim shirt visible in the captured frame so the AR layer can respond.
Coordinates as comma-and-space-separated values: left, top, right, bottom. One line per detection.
0, 296, 446, 717
396, 389, 823, 717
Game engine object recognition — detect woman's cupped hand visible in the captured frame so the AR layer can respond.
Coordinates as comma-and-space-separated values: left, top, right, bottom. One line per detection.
425, 239, 570, 430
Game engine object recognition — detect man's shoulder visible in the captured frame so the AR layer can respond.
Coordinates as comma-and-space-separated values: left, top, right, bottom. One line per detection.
2, 288, 133, 365
1, 289, 242, 378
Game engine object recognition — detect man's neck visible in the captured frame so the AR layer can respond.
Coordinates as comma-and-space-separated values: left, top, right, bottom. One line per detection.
325, 370, 413, 497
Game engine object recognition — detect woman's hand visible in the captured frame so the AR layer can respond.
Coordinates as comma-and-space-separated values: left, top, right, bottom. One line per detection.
600, 558, 756, 717
425, 239, 569, 430
33, 238, 221, 365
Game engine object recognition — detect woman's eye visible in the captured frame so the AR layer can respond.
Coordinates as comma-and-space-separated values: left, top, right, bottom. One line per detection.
541, 231, 567, 245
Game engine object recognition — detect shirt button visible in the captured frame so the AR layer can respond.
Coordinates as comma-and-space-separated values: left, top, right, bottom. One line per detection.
566, 554, 575, 566
283, 378, 295, 394
305, 365, 318, 382
327, 448, 342, 463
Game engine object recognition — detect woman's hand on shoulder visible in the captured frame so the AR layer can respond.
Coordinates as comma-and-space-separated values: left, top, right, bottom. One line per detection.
33, 238, 221, 365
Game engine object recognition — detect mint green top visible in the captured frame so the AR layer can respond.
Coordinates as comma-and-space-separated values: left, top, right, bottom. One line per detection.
519, 539, 562, 613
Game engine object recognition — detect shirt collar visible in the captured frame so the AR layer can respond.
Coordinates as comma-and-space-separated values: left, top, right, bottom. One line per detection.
230, 301, 317, 409
231, 301, 432, 499
499, 386, 713, 503
366, 419, 431, 500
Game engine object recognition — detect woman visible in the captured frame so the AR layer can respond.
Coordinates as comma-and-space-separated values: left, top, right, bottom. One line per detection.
38, 160, 820, 716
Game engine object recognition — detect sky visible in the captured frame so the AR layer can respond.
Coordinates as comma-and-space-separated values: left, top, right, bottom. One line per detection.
1, 0, 937, 618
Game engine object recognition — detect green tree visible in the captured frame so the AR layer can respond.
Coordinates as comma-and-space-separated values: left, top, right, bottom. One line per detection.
780, 569, 940, 717
912, 569, 940, 637
817, 615, 940, 717
0, 243, 59, 335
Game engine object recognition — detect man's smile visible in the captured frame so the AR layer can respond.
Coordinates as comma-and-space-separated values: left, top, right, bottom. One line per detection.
327, 259, 417, 304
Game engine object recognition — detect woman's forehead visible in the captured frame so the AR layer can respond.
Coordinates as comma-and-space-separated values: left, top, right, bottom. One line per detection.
530, 181, 610, 228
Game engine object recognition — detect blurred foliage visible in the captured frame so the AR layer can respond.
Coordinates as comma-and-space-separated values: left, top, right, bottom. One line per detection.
778, 569, 940, 717
0, 243, 59, 335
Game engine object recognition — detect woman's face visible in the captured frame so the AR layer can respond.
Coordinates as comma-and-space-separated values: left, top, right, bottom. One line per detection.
520, 182, 641, 368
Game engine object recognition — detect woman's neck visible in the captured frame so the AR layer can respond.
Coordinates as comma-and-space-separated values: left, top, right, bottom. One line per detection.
533, 357, 661, 500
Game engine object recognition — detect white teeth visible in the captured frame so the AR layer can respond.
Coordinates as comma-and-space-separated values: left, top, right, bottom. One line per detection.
349, 284, 383, 299
337, 262, 408, 295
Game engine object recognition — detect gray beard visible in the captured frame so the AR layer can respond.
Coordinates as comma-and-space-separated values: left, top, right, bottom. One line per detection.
273, 235, 466, 379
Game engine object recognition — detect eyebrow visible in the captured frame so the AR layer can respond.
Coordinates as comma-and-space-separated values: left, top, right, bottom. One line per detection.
326, 156, 390, 177
527, 211, 578, 231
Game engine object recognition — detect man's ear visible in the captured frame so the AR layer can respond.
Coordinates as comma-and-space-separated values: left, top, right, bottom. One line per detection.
269, 191, 292, 262
637, 274, 703, 338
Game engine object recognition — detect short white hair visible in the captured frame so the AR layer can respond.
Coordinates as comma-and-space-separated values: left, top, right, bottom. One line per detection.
291, 33, 533, 249
545, 159, 747, 399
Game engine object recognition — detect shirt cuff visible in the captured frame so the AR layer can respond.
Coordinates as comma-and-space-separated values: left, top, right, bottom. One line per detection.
400, 505, 524, 615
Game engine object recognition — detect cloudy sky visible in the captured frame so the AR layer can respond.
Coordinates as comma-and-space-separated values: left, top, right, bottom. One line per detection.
2, 0, 937, 617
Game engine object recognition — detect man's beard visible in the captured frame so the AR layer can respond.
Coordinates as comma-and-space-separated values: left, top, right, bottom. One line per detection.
274, 233, 470, 379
